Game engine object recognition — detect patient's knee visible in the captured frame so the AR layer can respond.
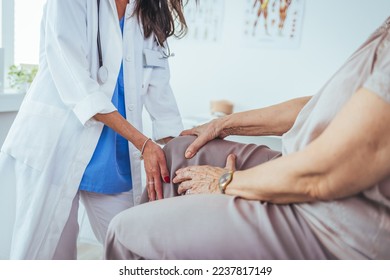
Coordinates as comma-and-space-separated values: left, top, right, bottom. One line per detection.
163, 135, 232, 169
108, 209, 136, 237
163, 135, 197, 157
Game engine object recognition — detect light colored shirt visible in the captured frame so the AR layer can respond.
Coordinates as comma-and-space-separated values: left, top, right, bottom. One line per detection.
282, 17, 390, 259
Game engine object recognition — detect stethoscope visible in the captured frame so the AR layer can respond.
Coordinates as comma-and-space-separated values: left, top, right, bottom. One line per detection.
97, 0, 108, 84
156, 37, 175, 59
96, 0, 174, 84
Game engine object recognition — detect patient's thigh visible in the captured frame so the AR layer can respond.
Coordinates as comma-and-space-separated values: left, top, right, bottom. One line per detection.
161, 136, 281, 198
108, 193, 327, 259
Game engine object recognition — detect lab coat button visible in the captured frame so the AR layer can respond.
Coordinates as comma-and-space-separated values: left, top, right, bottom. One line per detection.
127, 104, 135, 111
125, 56, 132, 62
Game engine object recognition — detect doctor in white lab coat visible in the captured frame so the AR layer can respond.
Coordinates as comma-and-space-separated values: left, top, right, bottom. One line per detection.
0, 0, 187, 259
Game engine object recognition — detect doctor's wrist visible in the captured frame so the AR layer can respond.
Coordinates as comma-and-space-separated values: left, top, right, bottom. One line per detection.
139, 138, 152, 160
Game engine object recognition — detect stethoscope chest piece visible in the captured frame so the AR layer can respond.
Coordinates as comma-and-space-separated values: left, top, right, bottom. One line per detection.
97, 66, 108, 84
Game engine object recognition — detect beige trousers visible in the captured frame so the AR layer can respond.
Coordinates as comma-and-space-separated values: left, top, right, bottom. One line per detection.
52, 190, 132, 260
105, 136, 333, 260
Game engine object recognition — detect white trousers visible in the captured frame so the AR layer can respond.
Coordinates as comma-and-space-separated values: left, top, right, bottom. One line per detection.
52, 190, 133, 260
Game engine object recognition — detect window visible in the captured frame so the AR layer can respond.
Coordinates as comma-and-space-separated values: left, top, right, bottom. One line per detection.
1, 0, 15, 90
14, 0, 46, 65
0, 0, 45, 91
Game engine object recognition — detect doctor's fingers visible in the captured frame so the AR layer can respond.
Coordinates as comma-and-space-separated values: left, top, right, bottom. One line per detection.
152, 163, 167, 201
145, 169, 163, 201
146, 174, 164, 201
146, 177, 156, 201
157, 152, 170, 185
144, 146, 168, 200
146, 178, 162, 201
152, 163, 169, 200
144, 160, 162, 201
152, 180, 164, 201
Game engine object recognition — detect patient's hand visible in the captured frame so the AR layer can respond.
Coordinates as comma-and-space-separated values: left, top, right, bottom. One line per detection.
174, 154, 236, 195
180, 118, 229, 159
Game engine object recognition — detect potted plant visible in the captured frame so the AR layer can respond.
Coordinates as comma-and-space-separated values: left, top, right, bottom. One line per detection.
7, 64, 38, 92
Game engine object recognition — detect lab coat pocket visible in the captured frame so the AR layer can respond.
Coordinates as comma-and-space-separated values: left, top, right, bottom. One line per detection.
142, 49, 168, 94
2, 100, 68, 171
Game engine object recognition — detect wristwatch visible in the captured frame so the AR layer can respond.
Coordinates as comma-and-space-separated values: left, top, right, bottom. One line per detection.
218, 170, 234, 194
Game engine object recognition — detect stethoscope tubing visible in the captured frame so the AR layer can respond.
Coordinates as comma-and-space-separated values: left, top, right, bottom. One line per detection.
97, 0, 104, 69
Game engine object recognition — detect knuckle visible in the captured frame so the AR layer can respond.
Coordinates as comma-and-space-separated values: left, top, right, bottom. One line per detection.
148, 167, 157, 173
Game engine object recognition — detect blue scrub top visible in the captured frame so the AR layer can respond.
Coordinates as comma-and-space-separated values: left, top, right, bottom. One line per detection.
79, 17, 132, 194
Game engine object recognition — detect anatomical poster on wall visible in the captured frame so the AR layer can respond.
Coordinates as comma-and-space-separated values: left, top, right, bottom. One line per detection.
243, 0, 305, 48
183, 0, 225, 42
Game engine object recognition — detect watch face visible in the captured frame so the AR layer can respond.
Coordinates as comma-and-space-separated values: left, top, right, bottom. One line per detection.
219, 171, 233, 193
219, 172, 231, 186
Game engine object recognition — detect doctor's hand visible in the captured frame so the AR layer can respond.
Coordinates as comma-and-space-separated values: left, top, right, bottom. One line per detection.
174, 154, 236, 195
180, 118, 229, 159
142, 140, 170, 201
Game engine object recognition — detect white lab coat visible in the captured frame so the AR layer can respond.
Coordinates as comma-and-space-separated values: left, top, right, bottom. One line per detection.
0, 0, 183, 259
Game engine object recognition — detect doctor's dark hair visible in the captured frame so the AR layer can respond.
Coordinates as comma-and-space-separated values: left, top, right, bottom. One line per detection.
134, 0, 193, 44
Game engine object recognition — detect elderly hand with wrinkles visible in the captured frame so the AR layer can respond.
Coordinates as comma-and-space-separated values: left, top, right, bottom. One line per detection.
173, 154, 236, 195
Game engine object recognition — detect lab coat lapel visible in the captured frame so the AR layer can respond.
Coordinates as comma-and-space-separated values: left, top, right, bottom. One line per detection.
108, 0, 118, 18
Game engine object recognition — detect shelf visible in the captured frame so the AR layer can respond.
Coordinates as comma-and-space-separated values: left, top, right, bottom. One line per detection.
0, 92, 25, 113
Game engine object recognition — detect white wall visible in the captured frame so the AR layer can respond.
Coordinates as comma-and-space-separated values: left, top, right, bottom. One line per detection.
1, 0, 389, 259
167, 0, 390, 119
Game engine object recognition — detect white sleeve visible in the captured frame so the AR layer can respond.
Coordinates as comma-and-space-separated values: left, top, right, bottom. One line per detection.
143, 41, 184, 141
44, 0, 116, 126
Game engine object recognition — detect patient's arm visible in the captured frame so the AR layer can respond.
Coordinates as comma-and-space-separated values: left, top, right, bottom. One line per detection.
228, 88, 390, 203
181, 96, 311, 158
220, 96, 311, 137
